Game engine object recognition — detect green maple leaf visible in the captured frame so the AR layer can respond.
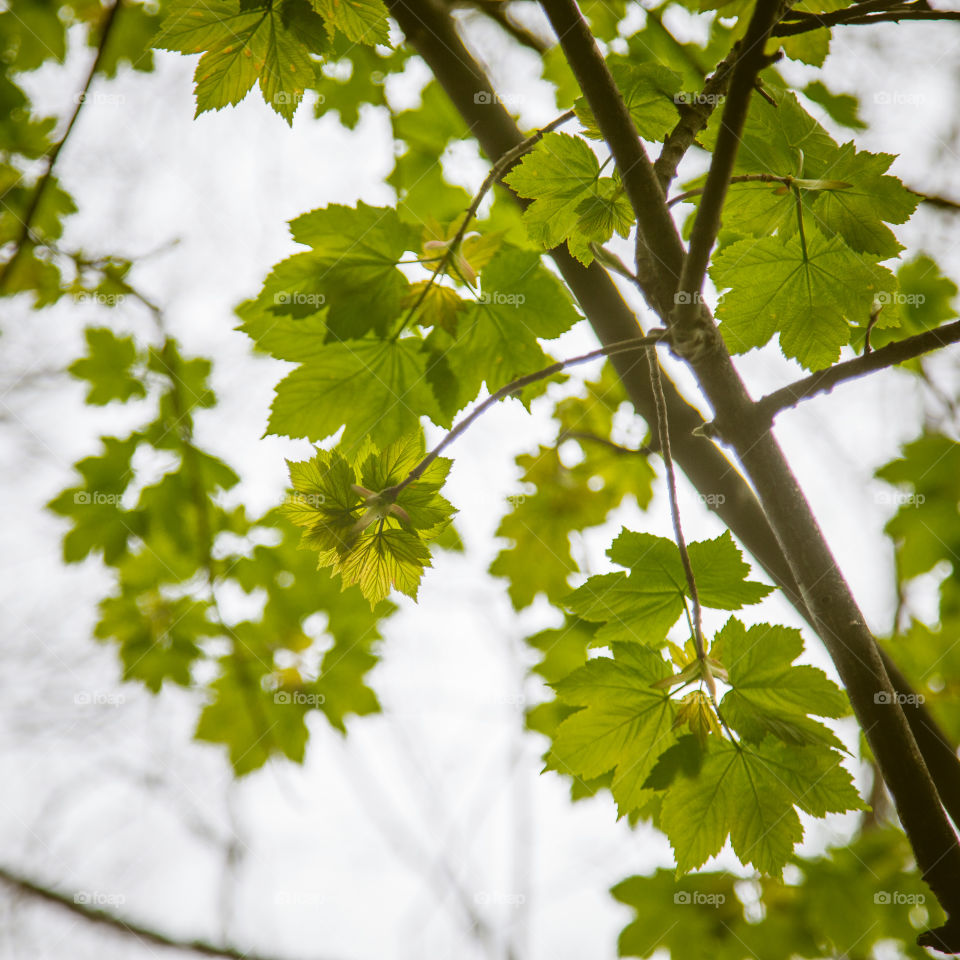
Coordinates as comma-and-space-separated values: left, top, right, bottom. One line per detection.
876, 432, 960, 579
802, 80, 866, 131
810, 142, 918, 257
195, 654, 311, 775
575, 58, 682, 143
266, 338, 442, 451
154, 0, 327, 124
311, 0, 390, 46
283, 435, 455, 605
68, 327, 146, 405
716, 618, 849, 748
47, 435, 142, 564
566, 530, 772, 646
547, 643, 678, 817
95, 591, 216, 692
711, 227, 898, 370
659, 737, 861, 875
503, 133, 632, 264
249, 201, 419, 339
429, 246, 581, 409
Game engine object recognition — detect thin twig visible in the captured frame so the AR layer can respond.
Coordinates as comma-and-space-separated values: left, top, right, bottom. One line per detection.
557, 429, 656, 456
0, 866, 304, 960
385, 332, 670, 498
647, 348, 705, 657
742, 320, 960, 426
392, 109, 575, 339
909, 188, 960, 213
0, 0, 124, 292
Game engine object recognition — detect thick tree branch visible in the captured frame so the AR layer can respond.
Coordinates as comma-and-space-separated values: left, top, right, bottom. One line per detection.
0, 0, 123, 293
654, 45, 738, 191
539, 0, 960, 944
748, 320, 960, 425
0, 866, 303, 960
383, 4, 960, 942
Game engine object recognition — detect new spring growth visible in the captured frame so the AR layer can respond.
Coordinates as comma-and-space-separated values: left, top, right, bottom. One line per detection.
349, 484, 412, 537
423, 237, 479, 287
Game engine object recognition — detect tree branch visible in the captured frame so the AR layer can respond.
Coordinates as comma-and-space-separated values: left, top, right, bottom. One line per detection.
538, 0, 960, 943
654, 44, 739, 191
774, 2, 960, 36
748, 320, 960, 426
670, 4, 783, 359
0, 866, 305, 960
0, 0, 124, 293
382, 5, 960, 941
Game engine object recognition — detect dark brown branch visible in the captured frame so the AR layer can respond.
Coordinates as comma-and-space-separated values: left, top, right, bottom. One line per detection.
774, 4, 960, 35
654, 45, 739, 191
749, 320, 960, 425
387, 333, 669, 496
0, 866, 303, 960
0, 0, 124, 293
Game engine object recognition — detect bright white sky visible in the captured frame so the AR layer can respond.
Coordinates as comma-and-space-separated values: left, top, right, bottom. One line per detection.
1, 10, 959, 960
